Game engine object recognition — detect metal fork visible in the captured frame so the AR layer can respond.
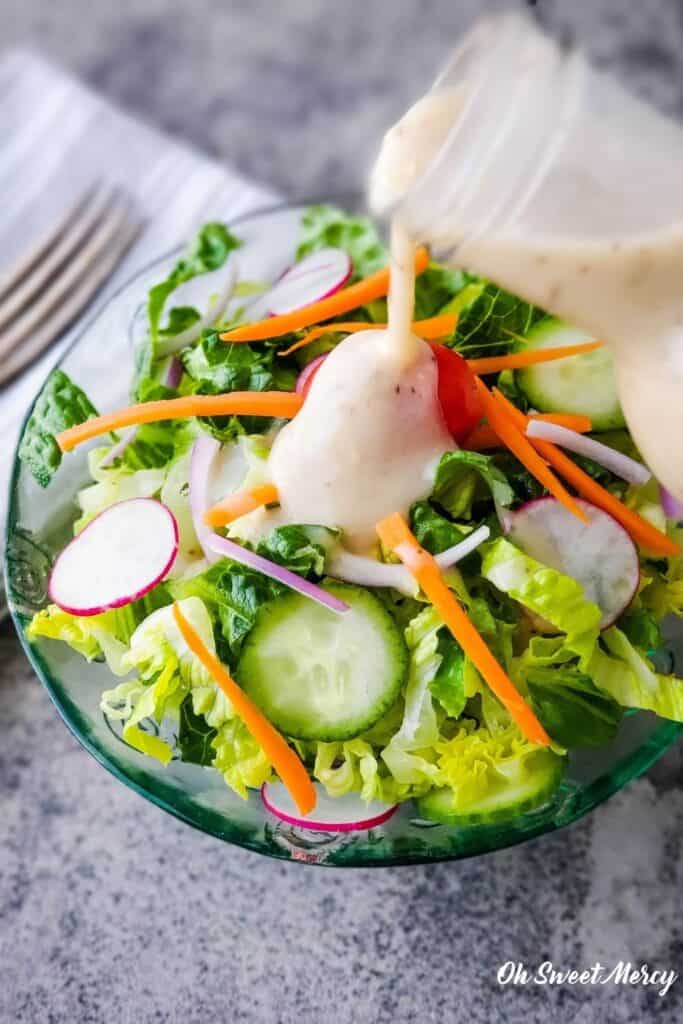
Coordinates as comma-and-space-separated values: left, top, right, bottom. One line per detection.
0, 182, 141, 386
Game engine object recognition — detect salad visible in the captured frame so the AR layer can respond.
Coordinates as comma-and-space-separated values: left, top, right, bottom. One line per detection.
20, 205, 683, 831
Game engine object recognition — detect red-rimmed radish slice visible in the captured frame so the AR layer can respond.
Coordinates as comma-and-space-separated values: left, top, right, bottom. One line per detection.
266, 248, 352, 316
262, 781, 397, 832
49, 498, 178, 615
508, 497, 639, 629
295, 354, 328, 398
189, 434, 222, 563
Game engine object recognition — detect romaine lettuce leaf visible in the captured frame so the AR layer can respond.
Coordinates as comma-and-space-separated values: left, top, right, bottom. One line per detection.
19, 370, 98, 487
100, 597, 234, 764
380, 606, 442, 787
212, 718, 273, 798
409, 500, 467, 555
434, 718, 564, 810
148, 223, 240, 348
481, 538, 601, 669
182, 330, 296, 441
449, 282, 543, 359
431, 450, 514, 520
524, 665, 622, 747
588, 628, 683, 722
255, 524, 337, 576
177, 694, 217, 766
297, 205, 387, 279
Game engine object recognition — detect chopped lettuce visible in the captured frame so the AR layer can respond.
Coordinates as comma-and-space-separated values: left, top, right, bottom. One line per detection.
434, 718, 563, 812
177, 694, 218, 766
148, 223, 241, 349
481, 538, 601, 669
255, 524, 337, 576
431, 450, 514, 520
100, 597, 234, 765
409, 500, 467, 555
380, 606, 442, 789
182, 330, 296, 441
449, 282, 543, 359
589, 628, 683, 722
297, 205, 387, 279
212, 718, 273, 797
525, 665, 622, 747
19, 370, 98, 487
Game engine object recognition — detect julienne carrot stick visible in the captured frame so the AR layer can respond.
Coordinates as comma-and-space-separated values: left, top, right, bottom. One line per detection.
464, 413, 592, 451
56, 392, 303, 452
376, 513, 551, 747
173, 603, 316, 816
204, 484, 279, 527
492, 389, 682, 558
279, 312, 459, 357
475, 378, 588, 523
466, 340, 604, 375
220, 247, 430, 343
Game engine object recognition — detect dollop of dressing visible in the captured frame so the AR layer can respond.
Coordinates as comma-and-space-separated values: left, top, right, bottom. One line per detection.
268, 329, 453, 551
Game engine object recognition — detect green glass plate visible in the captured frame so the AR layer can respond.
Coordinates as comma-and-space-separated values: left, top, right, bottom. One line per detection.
5, 202, 682, 867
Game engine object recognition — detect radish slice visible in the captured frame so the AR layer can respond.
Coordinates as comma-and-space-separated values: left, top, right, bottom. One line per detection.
49, 498, 178, 616
660, 484, 683, 521
156, 261, 238, 356
266, 248, 352, 316
328, 525, 491, 596
508, 497, 639, 629
526, 420, 651, 486
207, 533, 349, 614
295, 354, 328, 397
189, 435, 222, 564
262, 781, 397, 832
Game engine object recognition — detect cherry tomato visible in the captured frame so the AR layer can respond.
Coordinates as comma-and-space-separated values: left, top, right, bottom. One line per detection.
296, 354, 328, 399
428, 341, 482, 442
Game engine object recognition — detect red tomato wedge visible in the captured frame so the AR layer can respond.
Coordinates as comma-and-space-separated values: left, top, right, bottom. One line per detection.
427, 341, 482, 443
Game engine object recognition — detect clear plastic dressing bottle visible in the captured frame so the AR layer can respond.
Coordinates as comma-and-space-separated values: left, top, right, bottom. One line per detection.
370, 11, 683, 500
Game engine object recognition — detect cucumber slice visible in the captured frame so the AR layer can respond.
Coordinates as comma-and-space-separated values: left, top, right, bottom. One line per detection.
516, 318, 624, 431
415, 748, 564, 826
236, 582, 408, 741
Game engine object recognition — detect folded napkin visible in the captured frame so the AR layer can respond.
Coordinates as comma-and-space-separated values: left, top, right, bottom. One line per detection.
0, 50, 277, 611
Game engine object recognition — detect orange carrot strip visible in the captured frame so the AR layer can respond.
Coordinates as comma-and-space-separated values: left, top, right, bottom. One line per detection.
377, 513, 551, 747
204, 484, 279, 527
173, 603, 316, 815
56, 392, 303, 452
279, 311, 459, 356
475, 379, 588, 523
467, 340, 604, 375
493, 389, 681, 558
220, 247, 430, 343
464, 413, 593, 452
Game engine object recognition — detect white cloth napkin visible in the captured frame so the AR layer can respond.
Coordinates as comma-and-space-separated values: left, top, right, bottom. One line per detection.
0, 50, 277, 604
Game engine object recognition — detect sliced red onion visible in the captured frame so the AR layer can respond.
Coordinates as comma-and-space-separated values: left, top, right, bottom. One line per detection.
164, 355, 183, 390
526, 420, 651, 486
98, 427, 139, 468
156, 260, 238, 357
207, 533, 349, 614
328, 525, 490, 596
659, 484, 683, 521
190, 435, 222, 563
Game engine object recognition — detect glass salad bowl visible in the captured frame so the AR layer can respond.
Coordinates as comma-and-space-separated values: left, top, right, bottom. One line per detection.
6, 202, 682, 867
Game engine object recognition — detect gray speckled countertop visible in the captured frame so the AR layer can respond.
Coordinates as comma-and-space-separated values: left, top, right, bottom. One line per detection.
2, 2, 682, 1021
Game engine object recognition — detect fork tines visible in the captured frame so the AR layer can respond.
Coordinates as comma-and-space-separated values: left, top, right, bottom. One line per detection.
0, 182, 141, 386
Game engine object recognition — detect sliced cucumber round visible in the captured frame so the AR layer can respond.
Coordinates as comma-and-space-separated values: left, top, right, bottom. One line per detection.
415, 748, 564, 826
236, 582, 408, 741
516, 318, 624, 431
